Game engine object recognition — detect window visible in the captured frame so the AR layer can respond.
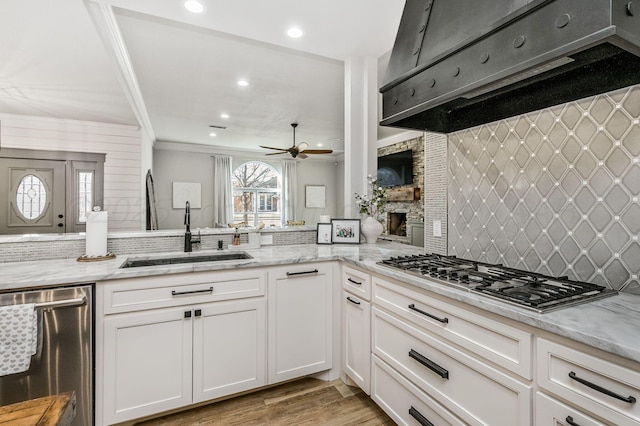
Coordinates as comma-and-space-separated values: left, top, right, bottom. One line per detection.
232, 162, 281, 227
16, 175, 47, 219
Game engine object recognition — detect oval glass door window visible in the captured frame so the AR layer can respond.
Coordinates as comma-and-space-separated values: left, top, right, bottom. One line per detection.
16, 174, 47, 219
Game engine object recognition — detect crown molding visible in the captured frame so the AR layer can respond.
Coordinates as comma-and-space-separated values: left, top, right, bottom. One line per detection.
84, 0, 156, 143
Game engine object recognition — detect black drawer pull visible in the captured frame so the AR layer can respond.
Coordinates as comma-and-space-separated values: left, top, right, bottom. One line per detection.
409, 406, 434, 426
565, 416, 581, 426
408, 304, 448, 324
346, 296, 361, 305
172, 286, 214, 296
194, 309, 202, 317
286, 269, 319, 277
409, 349, 449, 379
184, 310, 192, 318
347, 277, 362, 285
568, 371, 636, 404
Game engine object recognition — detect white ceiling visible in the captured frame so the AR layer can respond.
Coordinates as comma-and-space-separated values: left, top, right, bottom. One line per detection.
1, 0, 406, 156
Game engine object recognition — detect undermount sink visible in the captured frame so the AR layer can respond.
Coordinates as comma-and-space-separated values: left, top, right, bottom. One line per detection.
120, 252, 253, 268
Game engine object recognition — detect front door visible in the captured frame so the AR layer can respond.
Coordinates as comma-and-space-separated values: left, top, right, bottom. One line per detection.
0, 158, 66, 234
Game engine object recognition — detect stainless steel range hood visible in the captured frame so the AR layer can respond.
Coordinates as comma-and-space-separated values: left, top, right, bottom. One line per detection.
380, 0, 640, 133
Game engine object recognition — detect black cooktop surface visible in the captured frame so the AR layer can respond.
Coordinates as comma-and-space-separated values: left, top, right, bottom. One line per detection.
378, 254, 617, 313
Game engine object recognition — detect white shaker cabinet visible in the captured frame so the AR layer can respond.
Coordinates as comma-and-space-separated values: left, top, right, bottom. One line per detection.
97, 269, 266, 426
103, 305, 193, 424
267, 262, 333, 384
342, 265, 372, 394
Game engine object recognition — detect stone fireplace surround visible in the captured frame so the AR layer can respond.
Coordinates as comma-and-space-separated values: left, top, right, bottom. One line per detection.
378, 136, 425, 243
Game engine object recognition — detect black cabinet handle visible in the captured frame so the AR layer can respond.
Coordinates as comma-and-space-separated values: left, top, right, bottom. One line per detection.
347, 278, 362, 285
409, 349, 449, 379
565, 416, 581, 426
194, 309, 202, 317
409, 406, 434, 426
184, 310, 192, 318
346, 296, 361, 305
286, 269, 319, 277
568, 371, 636, 404
172, 286, 214, 296
408, 304, 448, 324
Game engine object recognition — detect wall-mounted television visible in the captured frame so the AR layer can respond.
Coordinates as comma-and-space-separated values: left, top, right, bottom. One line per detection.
377, 149, 413, 187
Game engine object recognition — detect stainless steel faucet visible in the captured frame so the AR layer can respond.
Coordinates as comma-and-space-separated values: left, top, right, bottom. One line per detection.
184, 201, 201, 252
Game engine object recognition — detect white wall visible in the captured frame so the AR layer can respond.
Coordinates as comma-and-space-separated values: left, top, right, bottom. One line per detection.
0, 113, 143, 231
153, 146, 343, 229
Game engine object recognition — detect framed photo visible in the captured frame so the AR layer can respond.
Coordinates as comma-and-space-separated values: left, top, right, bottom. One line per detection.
316, 223, 333, 244
331, 219, 361, 244
305, 185, 326, 208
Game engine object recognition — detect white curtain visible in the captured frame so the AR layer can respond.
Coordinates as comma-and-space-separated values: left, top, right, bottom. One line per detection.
282, 160, 297, 224
213, 156, 232, 227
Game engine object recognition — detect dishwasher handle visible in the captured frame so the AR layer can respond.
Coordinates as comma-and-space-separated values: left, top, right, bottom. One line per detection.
34, 296, 87, 309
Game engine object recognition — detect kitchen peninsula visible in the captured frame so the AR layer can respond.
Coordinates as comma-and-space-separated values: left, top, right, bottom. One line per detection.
1, 229, 640, 424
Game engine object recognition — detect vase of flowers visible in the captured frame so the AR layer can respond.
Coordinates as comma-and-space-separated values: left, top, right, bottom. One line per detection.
354, 176, 387, 244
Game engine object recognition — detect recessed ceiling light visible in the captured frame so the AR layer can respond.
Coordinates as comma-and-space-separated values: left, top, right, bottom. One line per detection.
287, 27, 303, 38
184, 0, 205, 14
220, 113, 230, 119
237, 80, 249, 87
209, 132, 216, 137
317, 143, 324, 147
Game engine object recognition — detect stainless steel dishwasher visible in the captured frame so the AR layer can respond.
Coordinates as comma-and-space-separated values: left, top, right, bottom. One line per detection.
0, 284, 93, 425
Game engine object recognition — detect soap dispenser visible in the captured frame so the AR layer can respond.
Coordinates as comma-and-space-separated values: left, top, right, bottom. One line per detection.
232, 228, 241, 245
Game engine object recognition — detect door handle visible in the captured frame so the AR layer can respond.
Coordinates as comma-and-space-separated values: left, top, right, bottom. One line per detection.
184, 310, 192, 318
346, 296, 361, 305
347, 278, 362, 285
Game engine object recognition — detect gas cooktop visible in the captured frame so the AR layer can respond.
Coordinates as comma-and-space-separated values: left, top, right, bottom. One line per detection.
378, 254, 617, 313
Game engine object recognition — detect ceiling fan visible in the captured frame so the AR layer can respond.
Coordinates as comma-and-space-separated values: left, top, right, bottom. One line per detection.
260, 123, 333, 159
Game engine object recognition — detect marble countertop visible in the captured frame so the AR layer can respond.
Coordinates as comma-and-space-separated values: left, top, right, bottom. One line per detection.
1, 242, 639, 364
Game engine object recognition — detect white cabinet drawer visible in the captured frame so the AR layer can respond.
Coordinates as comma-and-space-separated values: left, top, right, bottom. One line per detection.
101, 269, 265, 314
373, 276, 533, 379
371, 354, 466, 426
535, 392, 606, 426
342, 265, 371, 300
372, 307, 532, 426
537, 338, 640, 425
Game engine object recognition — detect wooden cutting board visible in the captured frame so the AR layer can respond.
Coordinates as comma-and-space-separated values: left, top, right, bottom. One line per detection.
0, 392, 75, 425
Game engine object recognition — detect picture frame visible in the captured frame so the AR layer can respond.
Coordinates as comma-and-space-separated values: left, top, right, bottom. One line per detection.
331, 219, 361, 244
305, 185, 326, 208
316, 223, 333, 244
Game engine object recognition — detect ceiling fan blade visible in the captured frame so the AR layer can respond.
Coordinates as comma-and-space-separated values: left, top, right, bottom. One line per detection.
297, 153, 309, 159
260, 145, 287, 151
302, 149, 333, 154
265, 152, 287, 156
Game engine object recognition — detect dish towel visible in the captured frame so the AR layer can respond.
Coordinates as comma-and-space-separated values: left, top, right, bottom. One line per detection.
0, 303, 38, 376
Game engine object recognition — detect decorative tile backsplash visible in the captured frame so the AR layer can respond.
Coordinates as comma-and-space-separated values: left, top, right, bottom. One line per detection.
448, 85, 640, 294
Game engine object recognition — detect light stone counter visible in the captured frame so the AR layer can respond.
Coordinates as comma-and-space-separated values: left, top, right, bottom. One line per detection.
1, 241, 639, 365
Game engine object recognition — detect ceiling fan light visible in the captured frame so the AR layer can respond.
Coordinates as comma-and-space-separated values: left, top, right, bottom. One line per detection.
297, 142, 309, 152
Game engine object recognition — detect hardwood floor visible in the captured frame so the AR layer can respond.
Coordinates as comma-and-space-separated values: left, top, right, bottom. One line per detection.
136, 378, 395, 425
